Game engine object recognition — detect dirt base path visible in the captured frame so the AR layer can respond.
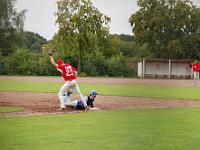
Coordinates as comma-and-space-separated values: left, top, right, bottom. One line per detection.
0, 76, 198, 117
1, 91, 200, 117
0, 76, 194, 87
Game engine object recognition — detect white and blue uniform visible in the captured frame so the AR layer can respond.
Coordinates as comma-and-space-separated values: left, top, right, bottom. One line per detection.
75, 96, 95, 109
65, 90, 97, 110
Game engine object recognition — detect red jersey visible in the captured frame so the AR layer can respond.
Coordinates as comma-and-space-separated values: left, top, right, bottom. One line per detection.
192, 63, 200, 72
57, 63, 77, 81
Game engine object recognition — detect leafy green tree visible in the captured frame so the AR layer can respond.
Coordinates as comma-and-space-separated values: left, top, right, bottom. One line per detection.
120, 41, 137, 57
106, 35, 121, 57
55, 0, 111, 72
110, 34, 139, 57
110, 34, 134, 41
24, 31, 47, 52
106, 55, 134, 77
8, 49, 35, 75
129, 0, 200, 59
81, 51, 106, 76
0, 0, 26, 56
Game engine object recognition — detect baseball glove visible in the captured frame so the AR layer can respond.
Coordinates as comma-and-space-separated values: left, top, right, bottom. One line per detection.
48, 48, 55, 56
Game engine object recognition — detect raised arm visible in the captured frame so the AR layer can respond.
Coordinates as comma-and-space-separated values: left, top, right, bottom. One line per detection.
49, 55, 58, 68
49, 48, 58, 68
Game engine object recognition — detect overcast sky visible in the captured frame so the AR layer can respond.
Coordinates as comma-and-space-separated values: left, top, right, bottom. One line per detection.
16, 0, 200, 41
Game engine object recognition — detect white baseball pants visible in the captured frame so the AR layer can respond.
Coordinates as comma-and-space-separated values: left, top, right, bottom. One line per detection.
58, 79, 86, 108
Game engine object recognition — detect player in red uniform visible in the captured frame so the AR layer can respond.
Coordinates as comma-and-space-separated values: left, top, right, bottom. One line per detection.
49, 48, 87, 110
191, 61, 200, 86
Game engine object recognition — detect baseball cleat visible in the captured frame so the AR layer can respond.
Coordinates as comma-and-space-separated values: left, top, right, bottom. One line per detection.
59, 107, 66, 111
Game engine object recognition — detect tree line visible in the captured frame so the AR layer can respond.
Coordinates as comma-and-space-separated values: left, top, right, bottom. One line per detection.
129, 0, 200, 59
0, 0, 200, 77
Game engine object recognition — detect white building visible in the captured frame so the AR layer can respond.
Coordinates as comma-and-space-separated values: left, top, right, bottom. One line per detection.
138, 59, 193, 79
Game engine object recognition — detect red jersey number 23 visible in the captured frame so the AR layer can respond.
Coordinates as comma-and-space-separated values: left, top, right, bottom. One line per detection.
65, 66, 74, 76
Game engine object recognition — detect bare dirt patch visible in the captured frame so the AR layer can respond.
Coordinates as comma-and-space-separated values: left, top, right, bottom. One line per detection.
1, 91, 200, 117
0, 75, 194, 87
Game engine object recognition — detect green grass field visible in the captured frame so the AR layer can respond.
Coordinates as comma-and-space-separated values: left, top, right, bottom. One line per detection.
1, 79, 200, 150
0, 106, 24, 113
1, 80, 200, 100
0, 108, 200, 150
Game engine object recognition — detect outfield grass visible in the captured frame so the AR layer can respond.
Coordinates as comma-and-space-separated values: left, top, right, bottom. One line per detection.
0, 108, 200, 150
1, 80, 200, 100
1, 79, 200, 150
0, 106, 24, 113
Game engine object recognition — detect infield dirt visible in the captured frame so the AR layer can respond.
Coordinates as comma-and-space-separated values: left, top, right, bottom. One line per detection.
0, 76, 199, 117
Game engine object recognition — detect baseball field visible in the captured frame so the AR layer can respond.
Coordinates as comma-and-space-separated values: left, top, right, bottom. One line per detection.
1, 76, 200, 150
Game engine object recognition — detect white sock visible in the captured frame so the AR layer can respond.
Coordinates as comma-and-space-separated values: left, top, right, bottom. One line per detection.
59, 95, 66, 108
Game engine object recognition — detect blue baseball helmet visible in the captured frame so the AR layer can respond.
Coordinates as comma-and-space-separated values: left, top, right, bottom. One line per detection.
90, 90, 97, 97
